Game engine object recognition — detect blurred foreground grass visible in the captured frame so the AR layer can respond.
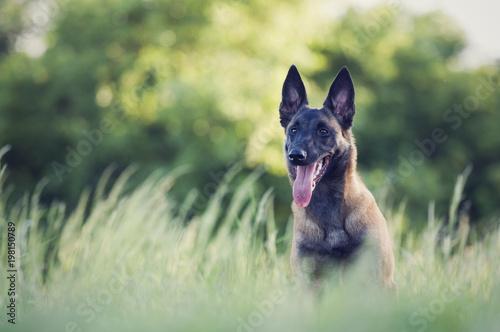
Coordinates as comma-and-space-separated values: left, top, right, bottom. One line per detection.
0, 155, 499, 331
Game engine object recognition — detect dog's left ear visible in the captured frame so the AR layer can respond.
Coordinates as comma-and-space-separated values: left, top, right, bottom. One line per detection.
323, 66, 356, 129
279, 65, 309, 129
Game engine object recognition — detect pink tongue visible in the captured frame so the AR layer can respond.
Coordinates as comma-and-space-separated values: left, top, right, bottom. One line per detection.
293, 164, 316, 207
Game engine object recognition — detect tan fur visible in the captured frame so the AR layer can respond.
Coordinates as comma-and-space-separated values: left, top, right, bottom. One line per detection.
281, 65, 396, 294
290, 141, 397, 293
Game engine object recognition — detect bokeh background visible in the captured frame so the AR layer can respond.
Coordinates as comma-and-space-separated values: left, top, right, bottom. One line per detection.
1, 0, 499, 230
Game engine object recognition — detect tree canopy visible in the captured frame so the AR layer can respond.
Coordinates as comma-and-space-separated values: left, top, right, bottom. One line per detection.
1, 0, 498, 228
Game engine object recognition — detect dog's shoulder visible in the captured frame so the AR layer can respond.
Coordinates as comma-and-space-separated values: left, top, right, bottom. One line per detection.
340, 172, 385, 229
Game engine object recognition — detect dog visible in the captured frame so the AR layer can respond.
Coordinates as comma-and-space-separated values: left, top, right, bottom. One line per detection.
279, 65, 397, 293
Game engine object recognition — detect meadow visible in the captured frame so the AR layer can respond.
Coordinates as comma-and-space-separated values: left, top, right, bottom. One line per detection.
1, 156, 499, 332
1, 1, 499, 331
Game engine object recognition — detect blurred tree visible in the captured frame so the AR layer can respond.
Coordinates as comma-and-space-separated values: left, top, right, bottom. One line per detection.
306, 6, 500, 224
0, 0, 498, 227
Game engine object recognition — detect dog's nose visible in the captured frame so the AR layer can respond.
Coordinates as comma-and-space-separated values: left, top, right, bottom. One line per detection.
288, 149, 307, 163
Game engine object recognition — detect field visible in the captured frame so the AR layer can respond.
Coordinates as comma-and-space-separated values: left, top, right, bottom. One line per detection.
1, 162, 499, 332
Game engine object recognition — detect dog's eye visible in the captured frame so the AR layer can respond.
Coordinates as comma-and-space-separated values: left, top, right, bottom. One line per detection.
290, 127, 298, 135
318, 128, 329, 136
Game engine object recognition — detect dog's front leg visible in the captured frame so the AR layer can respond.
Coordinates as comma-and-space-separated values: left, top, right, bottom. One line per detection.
290, 238, 325, 295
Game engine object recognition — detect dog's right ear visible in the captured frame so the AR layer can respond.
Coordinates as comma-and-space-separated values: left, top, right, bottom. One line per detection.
279, 65, 308, 129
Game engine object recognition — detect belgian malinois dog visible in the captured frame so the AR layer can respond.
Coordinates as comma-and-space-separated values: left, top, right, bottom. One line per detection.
279, 65, 397, 292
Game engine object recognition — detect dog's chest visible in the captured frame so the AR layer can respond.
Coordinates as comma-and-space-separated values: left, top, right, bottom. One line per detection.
294, 207, 365, 261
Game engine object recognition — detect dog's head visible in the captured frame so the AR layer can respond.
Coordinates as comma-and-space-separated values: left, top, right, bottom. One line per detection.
279, 65, 356, 207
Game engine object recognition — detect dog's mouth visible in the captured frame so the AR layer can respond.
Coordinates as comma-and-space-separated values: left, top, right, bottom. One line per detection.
291, 155, 331, 207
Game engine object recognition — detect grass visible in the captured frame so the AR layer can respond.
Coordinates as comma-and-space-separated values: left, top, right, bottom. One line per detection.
0, 158, 499, 331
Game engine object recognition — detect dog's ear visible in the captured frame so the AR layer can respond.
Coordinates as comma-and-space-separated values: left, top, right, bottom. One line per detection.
323, 66, 356, 129
279, 65, 308, 129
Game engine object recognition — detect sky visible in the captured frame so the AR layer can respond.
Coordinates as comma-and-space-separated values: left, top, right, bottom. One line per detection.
343, 0, 500, 67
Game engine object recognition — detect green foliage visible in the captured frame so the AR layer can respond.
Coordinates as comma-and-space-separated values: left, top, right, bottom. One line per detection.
0, 0, 499, 227
306, 6, 500, 222
1, 165, 499, 331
